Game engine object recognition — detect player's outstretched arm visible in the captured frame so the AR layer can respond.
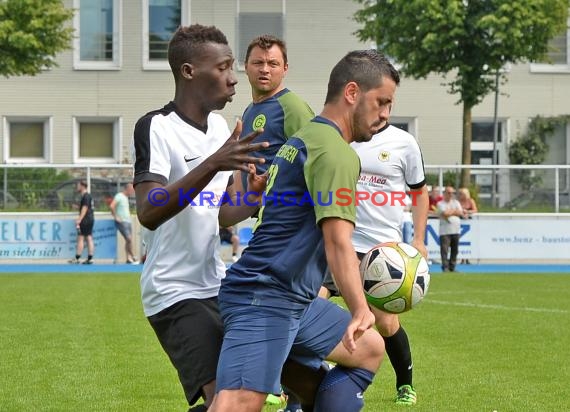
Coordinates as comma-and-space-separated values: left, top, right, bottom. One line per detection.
411, 185, 429, 258
321, 217, 375, 353
136, 121, 268, 230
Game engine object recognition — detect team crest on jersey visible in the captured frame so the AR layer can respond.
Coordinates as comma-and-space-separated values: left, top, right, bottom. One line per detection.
379, 151, 390, 162
253, 114, 266, 130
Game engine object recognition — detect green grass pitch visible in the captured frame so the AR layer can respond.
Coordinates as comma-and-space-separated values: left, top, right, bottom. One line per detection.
0, 272, 568, 411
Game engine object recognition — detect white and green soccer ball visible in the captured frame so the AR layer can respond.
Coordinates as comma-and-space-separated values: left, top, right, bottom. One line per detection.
359, 241, 430, 314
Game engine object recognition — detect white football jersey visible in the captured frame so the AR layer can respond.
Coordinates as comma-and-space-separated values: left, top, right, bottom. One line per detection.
133, 103, 232, 316
351, 125, 426, 253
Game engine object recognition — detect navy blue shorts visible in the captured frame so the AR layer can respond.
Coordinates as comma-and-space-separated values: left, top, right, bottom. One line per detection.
216, 297, 350, 395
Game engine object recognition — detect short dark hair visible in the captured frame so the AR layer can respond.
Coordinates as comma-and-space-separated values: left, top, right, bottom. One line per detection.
168, 24, 229, 80
324, 50, 400, 104
244, 34, 287, 65
78, 180, 88, 188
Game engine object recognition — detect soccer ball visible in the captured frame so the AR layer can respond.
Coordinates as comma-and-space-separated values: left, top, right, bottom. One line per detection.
359, 242, 430, 314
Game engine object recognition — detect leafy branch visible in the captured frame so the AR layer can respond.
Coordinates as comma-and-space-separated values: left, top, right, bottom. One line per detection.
509, 115, 570, 190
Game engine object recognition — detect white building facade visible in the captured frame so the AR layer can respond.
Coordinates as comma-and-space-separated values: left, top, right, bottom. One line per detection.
1, 0, 569, 202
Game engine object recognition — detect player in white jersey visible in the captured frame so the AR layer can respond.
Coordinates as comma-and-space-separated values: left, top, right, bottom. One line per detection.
351, 124, 427, 253
321, 122, 429, 406
133, 25, 268, 411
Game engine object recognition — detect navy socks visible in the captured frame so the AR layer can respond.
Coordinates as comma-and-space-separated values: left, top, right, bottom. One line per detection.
314, 366, 374, 411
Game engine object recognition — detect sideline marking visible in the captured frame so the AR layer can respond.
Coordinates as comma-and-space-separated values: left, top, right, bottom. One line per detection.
427, 299, 568, 314
0, 264, 141, 274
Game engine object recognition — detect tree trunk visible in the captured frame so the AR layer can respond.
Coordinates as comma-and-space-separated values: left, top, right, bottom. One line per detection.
461, 103, 472, 188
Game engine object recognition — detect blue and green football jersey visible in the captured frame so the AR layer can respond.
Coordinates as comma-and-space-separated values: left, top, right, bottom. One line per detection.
221, 116, 360, 308
240, 88, 314, 190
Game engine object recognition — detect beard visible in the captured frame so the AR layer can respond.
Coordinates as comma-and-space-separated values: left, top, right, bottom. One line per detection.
352, 99, 385, 142
352, 114, 375, 143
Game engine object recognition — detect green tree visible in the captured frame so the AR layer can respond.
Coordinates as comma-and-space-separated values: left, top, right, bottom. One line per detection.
354, 0, 569, 187
0, 0, 73, 77
5, 168, 71, 209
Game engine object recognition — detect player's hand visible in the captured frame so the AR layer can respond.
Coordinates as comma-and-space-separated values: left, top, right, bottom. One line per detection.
242, 164, 268, 204
341, 308, 375, 353
246, 163, 268, 194
209, 119, 268, 172
411, 239, 428, 259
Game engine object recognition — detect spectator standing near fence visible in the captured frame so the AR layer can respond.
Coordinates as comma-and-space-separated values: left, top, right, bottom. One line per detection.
428, 185, 443, 215
458, 187, 478, 218
436, 187, 463, 272
70, 180, 95, 264
458, 187, 477, 264
110, 183, 138, 264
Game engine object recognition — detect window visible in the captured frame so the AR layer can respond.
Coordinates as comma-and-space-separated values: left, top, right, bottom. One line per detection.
472, 150, 499, 166
547, 33, 568, 65
3, 118, 51, 163
472, 122, 502, 143
543, 123, 568, 165
143, 0, 186, 70
530, 17, 570, 73
237, 0, 285, 68
470, 120, 505, 164
74, 118, 120, 163
73, 0, 121, 69
470, 120, 507, 200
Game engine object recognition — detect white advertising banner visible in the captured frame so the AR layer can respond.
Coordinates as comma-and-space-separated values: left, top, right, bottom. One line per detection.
0, 213, 117, 260
425, 214, 570, 260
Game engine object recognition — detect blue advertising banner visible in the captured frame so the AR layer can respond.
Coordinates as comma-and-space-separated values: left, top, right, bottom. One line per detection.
0, 217, 117, 260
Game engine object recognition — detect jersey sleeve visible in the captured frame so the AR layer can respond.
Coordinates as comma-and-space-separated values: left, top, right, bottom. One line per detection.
305, 146, 360, 225
133, 115, 170, 186
280, 93, 315, 138
403, 136, 426, 189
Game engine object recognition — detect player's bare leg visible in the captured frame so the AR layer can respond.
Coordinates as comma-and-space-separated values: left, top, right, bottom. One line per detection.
208, 388, 266, 412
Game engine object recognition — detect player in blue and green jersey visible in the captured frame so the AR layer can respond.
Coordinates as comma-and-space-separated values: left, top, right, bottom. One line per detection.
240, 35, 319, 411
239, 35, 315, 192
211, 50, 400, 412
